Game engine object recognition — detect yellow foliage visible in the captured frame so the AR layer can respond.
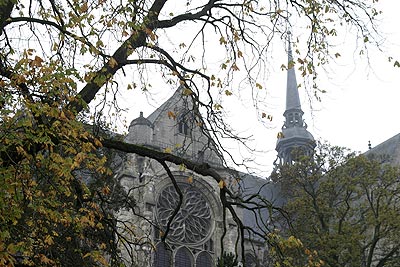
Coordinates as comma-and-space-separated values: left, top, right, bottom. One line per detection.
101, 186, 111, 195
44, 235, 54, 246
182, 88, 192, 96
93, 138, 103, 147
39, 254, 54, 264
179, 164, 187, 171
108, 57, 118, 68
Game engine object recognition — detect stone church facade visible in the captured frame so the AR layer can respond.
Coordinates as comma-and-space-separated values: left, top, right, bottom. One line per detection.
114, 41, 315, 267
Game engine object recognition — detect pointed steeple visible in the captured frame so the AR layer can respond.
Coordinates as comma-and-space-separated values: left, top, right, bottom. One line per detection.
275, 33, 315, 165
285, 33, 302, 113
283, 32, 304, 129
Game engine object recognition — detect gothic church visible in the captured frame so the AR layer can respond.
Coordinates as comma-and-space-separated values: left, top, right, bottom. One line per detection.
115, 41, 315, 267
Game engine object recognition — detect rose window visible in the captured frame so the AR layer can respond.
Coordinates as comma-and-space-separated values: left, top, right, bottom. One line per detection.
156, 183, 212, 244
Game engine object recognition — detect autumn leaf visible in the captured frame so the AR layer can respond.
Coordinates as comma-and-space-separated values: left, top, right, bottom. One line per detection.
93, 138, 103, 147
26, 48, 34, 56
16, 146, 26, 155
182, 88, 192, 96
187, 176, 193, 183
213, 103, 223, 110
81, 2, 88, 13
15, 74, 27, 84
256, 83, 263, 89
225, 90, 232, 96
44, 235, 54, 246
145, 28, 157, 41
40, 254, 53, 264
96, 40, 104, 48
262, 113, 273, 121
288, 60, 295, 70
101, 186, 111, 195
31, 56, 44, 67
179, 164, 187, 171
164, 147, 172, 153
167, 111, 176, 119
122, 30, 129, 37
108, 57, 118, 68
231, 63, 240, 71
218, 180, 225, 189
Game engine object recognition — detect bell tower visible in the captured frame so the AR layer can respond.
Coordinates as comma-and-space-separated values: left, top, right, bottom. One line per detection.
275, 33, 315, 165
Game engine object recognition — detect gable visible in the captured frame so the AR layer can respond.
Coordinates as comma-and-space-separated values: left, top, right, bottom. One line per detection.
365, 133, 400, 165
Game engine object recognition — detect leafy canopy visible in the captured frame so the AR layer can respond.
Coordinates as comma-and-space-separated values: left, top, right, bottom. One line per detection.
273, 143, 400, 267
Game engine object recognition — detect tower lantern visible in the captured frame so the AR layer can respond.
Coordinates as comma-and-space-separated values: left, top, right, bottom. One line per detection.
275, 33, 315, 165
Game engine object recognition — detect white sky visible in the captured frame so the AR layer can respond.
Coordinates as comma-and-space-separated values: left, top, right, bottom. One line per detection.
259, 1, 400, 174
120, 1, 400, 175
307, 1, 400, 153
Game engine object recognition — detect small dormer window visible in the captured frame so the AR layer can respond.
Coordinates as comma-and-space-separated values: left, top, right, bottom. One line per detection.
178, 113, 192, 135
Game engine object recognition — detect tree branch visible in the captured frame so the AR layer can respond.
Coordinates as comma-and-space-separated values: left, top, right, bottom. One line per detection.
0, 0, 14, 34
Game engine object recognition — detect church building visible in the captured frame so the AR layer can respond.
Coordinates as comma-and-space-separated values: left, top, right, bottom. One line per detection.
114, 39, 315, 267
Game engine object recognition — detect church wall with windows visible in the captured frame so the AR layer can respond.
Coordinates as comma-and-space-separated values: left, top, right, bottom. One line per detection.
115, 87, 250, 266
114, 38, 316, 266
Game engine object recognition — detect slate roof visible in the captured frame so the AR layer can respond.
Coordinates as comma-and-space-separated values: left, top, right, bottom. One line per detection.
239, 173, 283, 240
130, 111, 153, 128
364, 133, 400, 165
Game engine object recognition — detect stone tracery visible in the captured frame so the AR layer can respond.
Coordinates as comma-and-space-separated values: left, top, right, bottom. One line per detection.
156, 183, 212, 244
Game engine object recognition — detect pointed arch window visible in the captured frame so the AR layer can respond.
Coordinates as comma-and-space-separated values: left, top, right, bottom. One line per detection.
244, 253, 258, 267
288, 113, 294, 125
294, 113, 300, 124
175, 247, 192, 267
196, 251, 212, 267
154, 243, 172, 267
178, 114, 191, 135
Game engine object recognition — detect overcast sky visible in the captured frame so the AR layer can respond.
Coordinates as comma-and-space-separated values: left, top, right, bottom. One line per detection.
254, 1, 400, 173
306, 1, 400, 153
120, 2, 400, 175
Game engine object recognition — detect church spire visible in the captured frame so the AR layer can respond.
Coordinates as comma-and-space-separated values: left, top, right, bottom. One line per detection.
285, 33, 302, 115
275, 33, 315, 165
